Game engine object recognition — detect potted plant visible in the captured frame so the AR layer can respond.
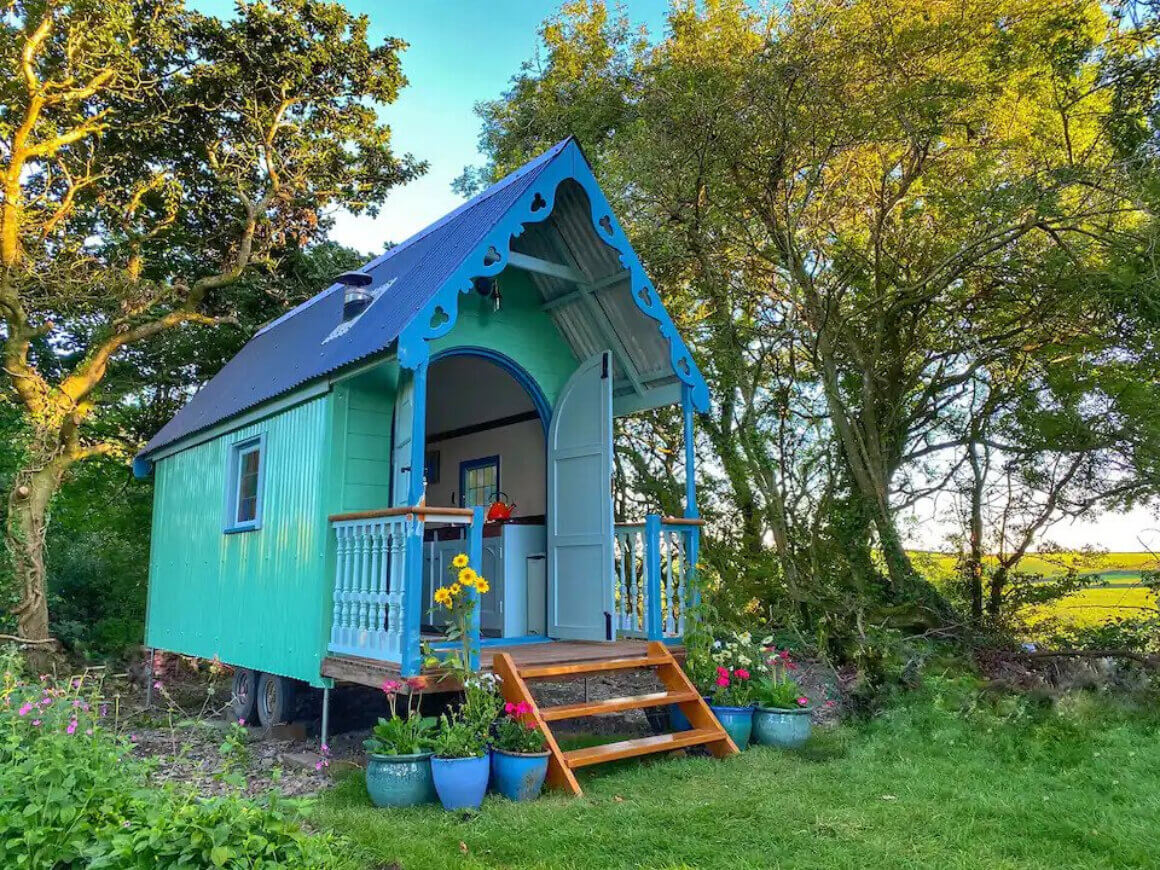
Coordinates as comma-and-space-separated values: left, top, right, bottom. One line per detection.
362, 676, 437, 807
752, 648, 812, 748
425, 554, 502, 811
490, 701, 550, 801
707, 664, 756, 748
430, 711, 491, 810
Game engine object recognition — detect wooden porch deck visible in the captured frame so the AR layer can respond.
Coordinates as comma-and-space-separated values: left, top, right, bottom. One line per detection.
321, 639, 684, 691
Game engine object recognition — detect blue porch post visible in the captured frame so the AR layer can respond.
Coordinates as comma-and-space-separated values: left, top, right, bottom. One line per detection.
468, 506, 484, 672
645, 513, 663, 640
682, 385, 702, 611
401, 362, 428, 676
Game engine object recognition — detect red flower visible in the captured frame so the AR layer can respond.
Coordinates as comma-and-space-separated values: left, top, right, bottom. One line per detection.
735, 669, 750, 680
716, 666, 729, 677
406, 675, 428, 690
504, 702, 517, 715
715, 676, 730, 687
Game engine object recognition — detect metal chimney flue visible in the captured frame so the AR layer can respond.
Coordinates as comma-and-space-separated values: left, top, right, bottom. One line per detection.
336, 272, 373, 322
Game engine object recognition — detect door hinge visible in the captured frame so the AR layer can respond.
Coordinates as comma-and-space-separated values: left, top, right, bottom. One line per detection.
604, 611, 613, 641
601, 353, 609, 379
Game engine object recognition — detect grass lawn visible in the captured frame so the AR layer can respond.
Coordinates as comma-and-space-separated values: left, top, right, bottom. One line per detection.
311, 684, 1160, 869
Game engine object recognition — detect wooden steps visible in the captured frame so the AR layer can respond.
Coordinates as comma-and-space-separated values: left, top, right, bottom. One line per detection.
541, 689, 698, 721
564, 729, 724, 767
492, 641, 738, 797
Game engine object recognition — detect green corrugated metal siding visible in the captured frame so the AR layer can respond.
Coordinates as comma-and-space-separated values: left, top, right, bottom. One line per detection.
145, 394, 334, 686
333, 368, 397, 511
430, 268, 578, 407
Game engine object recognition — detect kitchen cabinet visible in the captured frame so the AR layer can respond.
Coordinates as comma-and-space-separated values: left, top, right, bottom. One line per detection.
421, 523, 546, 638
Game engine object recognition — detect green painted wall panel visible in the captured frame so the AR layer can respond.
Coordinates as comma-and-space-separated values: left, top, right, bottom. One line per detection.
145, 395, 334, 686
430, 268, 578, 407
334, 370, 395, 512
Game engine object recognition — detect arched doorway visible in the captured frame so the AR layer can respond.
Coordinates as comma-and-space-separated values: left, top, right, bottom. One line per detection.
420, 349, 549, 639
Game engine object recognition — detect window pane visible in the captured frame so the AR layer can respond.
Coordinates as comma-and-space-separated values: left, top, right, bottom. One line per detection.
236, 447, 260, 523
463, 462, 497, 508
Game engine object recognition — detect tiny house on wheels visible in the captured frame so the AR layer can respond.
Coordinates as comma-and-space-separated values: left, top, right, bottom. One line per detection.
135, 139, 726, 785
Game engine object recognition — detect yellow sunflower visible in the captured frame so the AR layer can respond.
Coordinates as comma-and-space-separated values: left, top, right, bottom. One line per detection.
458, 567, 477, 587
451, 553, 469, 569
433, 587, 452, 606
475, 577, 490, 595
450, 583, 462, 596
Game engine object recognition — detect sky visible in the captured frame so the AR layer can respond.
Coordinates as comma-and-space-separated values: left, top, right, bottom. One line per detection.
189, 0, 1158, 553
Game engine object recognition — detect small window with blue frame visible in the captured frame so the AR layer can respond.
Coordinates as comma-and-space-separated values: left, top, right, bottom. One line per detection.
225, 435, 264, 532
459, 456, 499, 509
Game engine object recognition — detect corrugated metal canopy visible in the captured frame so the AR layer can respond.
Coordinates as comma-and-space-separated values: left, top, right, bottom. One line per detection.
139, 138, 704, 463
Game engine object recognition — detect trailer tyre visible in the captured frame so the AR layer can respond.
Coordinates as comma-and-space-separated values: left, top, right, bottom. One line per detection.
230, 668, 257, 723
256, 672, 296, 727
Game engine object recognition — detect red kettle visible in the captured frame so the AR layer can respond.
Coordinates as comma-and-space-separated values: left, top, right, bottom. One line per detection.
486, 492, 516, 522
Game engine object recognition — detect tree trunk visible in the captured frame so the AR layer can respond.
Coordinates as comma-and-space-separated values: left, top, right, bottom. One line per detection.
987, 565, 1009, 618
6, 445, 69, 649
965, 439, 985, 621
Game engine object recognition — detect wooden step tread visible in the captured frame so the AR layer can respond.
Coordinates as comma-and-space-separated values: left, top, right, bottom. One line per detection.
519, 655, 669, 679
563, 728, 723, 767
541, 690, 698, 721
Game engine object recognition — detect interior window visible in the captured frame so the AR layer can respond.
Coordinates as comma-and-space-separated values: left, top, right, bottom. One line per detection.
460, 457, 499, 509
226, 436, 264, 531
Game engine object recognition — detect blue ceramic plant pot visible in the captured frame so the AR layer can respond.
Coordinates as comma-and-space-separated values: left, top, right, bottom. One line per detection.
709, 704, 754, 749
491, 749, 550, 801
668, 698, 712, 732
364, 752, 436, 808
753, 706, 812, 748
431, 753, 491, 811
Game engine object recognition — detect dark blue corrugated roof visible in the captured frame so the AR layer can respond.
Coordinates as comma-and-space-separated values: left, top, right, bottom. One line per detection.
140, 139, 575, 458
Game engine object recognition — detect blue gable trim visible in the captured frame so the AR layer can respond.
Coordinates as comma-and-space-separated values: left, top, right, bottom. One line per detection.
139, 138, 709, 464
396, 140, 711, 412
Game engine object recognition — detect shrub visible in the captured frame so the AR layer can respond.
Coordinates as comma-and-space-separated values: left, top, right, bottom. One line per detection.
0, 653, 361, 869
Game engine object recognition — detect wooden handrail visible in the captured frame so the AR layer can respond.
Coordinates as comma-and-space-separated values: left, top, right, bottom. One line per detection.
328, 505, 474, 523
617, 516, 706, 528
660, 516, 705, 527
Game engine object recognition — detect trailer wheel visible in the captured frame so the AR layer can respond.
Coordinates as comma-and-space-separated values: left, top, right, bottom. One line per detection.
256, 672, 297, 727
230, 668, 257, 723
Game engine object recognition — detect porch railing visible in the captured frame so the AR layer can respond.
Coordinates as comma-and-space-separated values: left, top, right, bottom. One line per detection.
612, 514, 703, 641
327, 505, 482, 673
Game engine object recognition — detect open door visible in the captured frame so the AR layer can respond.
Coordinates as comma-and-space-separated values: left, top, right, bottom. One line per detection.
547, 351, 614, 641
391, 370, 415, 506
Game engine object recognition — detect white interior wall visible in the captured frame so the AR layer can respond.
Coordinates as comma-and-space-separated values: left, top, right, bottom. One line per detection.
425, 418, 545, 515
424, 355, 546, 516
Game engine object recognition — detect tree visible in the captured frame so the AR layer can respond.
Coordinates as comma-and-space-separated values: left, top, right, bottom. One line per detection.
0, 0, 424, 647
462, 0, 1160, 632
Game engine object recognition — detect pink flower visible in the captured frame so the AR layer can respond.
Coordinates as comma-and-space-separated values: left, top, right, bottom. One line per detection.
17, 702, 32, 717
525, 721, 537, 731
85, 729, 93, 736
66, 719, 77, 735
129, 733, 138, 742
321, 743, 330, 755
237, 718, 246, 726
515, 701, 531, 716
716, 666, 729, 677
31, 719, 41, 727
504, 701, 517, 715
381, 679, 402, 694
715, 676, 730, 687
152, 681, 162, 690
796, 697, 808, 707
735, 669, 750, 681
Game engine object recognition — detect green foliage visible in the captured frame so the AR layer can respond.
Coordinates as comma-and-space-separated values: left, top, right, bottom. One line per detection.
314, 679, 1160, 868
491, 704, 547, 755
753, 677, 806, 711
0, 661, 359, 869
431, 713, 488, 760
363, 714, 437, 757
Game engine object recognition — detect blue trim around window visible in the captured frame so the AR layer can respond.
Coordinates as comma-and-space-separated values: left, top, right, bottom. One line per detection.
223, 433, 266, 534
458, 454, 500, 509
